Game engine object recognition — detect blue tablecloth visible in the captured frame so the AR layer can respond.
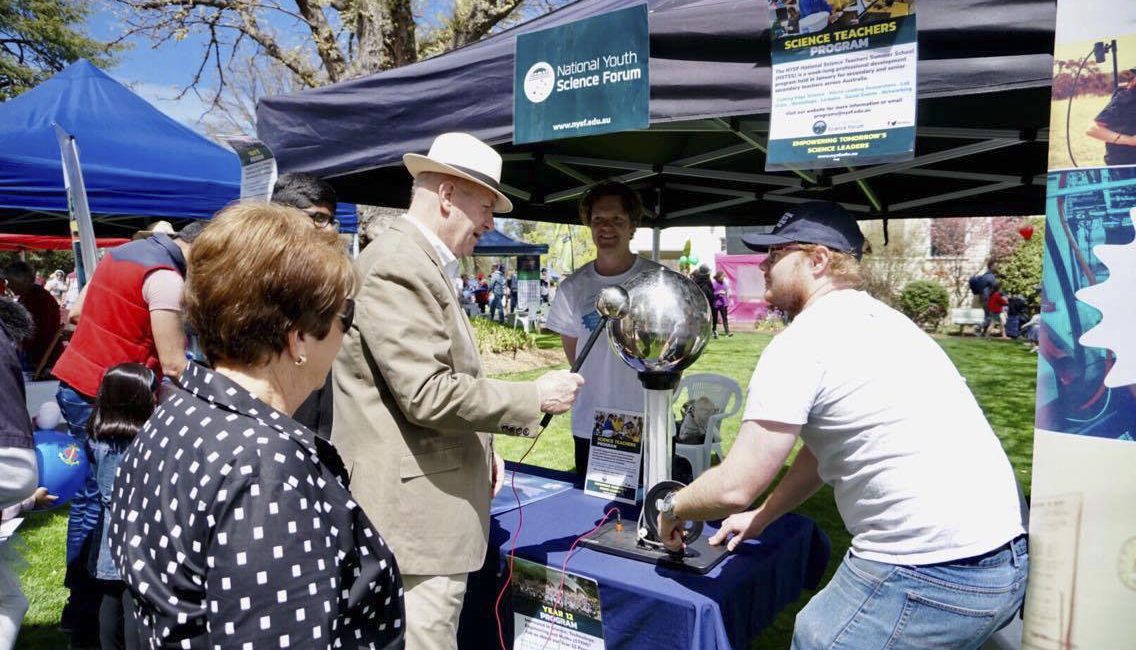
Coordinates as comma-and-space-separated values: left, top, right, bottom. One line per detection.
459, 464, 831, 650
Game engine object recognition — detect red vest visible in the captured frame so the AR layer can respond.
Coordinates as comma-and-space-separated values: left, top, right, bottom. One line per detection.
52, 236, 185, 398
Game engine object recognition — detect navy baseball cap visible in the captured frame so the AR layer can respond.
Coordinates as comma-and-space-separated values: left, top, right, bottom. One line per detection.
742, 202, 865, 260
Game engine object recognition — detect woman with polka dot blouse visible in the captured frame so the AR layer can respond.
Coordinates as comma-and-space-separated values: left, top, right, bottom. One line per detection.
108, 203, 404, 649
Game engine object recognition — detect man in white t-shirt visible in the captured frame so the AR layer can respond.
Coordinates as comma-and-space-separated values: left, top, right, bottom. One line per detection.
546, 181, 662, 484
655, 201, 1028, 649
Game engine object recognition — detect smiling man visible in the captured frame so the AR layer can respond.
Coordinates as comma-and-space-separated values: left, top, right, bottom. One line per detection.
546, 181, 663, 484
655, 201, 1028, 649
332, 132, 583, 650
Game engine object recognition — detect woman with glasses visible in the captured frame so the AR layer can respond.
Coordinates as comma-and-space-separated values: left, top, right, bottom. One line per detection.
108, 203, 404, 649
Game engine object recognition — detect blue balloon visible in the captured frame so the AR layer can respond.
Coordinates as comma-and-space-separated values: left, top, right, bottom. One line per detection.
33, 430, 90, 509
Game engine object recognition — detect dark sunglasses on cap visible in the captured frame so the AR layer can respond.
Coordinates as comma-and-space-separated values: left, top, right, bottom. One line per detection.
339, 298, 355, 331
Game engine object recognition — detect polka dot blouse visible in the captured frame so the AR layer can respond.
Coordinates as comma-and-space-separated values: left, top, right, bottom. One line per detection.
108, 362, 405, 649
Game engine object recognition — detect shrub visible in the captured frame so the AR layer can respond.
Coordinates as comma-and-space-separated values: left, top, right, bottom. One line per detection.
899, 280, 950, 330
470, 317, 534, 356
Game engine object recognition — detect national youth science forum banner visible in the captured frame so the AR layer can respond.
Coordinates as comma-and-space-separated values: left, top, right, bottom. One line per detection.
514, 4, 649, 145
766, 0, 917, 170
1022, 1, 1136, 648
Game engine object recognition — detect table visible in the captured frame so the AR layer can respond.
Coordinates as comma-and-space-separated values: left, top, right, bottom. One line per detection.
459, 464, 831, 650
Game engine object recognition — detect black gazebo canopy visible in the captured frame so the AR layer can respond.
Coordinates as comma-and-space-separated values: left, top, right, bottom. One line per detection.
257, 0, 1056, 228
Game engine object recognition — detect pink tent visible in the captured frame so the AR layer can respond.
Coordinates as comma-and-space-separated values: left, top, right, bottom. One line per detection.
714, 253, 770, 325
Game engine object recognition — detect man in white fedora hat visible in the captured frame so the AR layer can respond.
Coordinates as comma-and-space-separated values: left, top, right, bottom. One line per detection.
332, 132, 584, 649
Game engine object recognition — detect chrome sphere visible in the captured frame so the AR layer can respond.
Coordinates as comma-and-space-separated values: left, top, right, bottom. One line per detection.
596, 285, 630, 320
607, 267, 711, 374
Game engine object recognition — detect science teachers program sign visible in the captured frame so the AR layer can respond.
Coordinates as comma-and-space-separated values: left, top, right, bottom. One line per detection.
766, 0, 918, 170
514, 4, 649, 145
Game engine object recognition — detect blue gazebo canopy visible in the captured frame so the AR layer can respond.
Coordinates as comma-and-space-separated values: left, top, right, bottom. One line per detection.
0, 60, 355, 234
473, 229, 549, 256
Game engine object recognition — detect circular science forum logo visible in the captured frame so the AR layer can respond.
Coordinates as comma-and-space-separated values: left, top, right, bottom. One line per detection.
812, 120, 828, 135
524, 62, 555, 104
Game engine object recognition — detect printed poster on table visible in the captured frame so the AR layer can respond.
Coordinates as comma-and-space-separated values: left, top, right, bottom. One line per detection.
1023, 1, 1136, 648
513, 3, 649, 145
511, 557, 605, 650
584, 408, 642, 505
766, 0, 917, 170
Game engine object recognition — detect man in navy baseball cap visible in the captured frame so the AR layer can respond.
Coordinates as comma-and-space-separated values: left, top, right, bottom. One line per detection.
656, 197, 1028, 649
741, 201, 865, 260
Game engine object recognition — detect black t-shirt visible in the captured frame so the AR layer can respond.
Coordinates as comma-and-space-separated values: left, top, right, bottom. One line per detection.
1095, 87, 1136, 165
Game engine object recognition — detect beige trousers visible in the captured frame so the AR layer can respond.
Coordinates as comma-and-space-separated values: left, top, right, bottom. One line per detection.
402, 573, 469, 650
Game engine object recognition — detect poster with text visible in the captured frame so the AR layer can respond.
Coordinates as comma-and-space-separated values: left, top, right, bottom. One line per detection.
514, 4, 649, 144
221, 135, 278, 202
766, 0, 917, 170
511, 557, 605, 650
584, 408, 643, 505
1024, 1, 1136, 647
516, 254, 542, 312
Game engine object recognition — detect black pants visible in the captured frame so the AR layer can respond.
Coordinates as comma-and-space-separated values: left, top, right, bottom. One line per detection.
573, 436, 590, 488
97, 580, 140, 650
712, 305, 730, 334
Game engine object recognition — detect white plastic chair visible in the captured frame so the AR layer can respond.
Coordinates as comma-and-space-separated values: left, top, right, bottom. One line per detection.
672, 373, 743, 479
513, 304, 549, 334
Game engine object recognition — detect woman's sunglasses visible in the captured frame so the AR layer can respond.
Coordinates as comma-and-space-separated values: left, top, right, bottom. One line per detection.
339, 298, 355, 331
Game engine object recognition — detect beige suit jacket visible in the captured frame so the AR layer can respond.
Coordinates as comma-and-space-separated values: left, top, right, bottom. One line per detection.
332, 216, 543, 576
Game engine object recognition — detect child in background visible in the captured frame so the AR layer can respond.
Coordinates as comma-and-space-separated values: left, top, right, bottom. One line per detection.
984, 283, 1009, 338
86, 363, 160, 650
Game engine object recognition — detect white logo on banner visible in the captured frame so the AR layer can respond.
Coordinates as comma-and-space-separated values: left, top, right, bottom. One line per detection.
524, 62, 556, 103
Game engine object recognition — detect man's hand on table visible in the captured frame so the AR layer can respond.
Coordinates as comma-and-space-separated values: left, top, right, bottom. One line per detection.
657, 512, 688, 553
709, 508, 768, 552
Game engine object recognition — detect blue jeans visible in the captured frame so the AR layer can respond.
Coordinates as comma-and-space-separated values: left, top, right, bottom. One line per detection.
792, 536, 1028, 650
88, 438, 128, 581
56, 384, 99, 565
489, 294, 505, 322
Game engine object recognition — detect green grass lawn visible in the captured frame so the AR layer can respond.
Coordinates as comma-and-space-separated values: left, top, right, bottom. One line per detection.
12, 331, 1036, 649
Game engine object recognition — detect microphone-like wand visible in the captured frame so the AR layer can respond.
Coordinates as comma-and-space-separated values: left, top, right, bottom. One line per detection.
538, 285, 630, 429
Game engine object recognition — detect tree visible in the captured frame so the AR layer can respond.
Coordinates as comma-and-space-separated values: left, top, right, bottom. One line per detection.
924, 217, 990, 307
500, 218, 596, 274
0, 0, 118, 99
997, 217, 1045, 309
110, 0, 561, 110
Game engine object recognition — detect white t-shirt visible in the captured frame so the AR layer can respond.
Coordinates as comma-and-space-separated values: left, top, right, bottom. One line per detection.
546, 257, 662, 439
743, 290, 1025, 565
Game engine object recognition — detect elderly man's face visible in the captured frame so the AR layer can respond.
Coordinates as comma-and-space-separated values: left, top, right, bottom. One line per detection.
441, 179, 496, 257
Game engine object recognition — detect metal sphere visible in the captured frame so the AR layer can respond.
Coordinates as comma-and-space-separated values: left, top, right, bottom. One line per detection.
596, 285, 630, 320
606, 267, 711, 374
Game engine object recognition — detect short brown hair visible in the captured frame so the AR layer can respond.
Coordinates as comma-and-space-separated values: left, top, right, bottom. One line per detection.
578, 181, 644, 228
184, 202, 356, 366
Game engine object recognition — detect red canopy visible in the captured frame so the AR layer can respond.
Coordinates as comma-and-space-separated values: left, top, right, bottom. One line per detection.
0, 234, 129, 251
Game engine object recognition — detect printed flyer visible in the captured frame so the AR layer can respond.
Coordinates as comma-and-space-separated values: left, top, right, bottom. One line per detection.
766, 0, 917, 170
583, 408, 643, 505
511, 557, 605, 650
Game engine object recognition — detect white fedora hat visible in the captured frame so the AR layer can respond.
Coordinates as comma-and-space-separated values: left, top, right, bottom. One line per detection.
403, 132, 513, 213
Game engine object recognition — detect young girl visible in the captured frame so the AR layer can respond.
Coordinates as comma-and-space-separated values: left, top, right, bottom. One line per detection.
87, 363, 160, 650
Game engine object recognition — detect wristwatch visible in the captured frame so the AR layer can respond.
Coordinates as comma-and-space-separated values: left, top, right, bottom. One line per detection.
659, 490, 680, 522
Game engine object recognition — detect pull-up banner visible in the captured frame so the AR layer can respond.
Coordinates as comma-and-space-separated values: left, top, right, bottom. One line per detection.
1022, 0, 1136, 647
765, 0, 917, 171
513, 3, 649, 145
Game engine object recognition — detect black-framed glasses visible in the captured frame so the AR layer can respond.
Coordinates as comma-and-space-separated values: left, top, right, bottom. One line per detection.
338, 298, 355, 332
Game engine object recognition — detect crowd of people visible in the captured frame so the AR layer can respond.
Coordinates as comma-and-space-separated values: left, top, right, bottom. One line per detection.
0, 131, 1029, 650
